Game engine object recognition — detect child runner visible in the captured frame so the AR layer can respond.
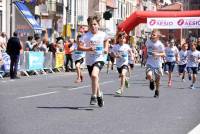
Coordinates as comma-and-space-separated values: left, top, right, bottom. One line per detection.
78, 15, 109, 107
164, 39, 179, 87
178, 42, 188, 82
111, 32, 134, 96
145, 29, 165, 98
186, 41, 200, 89
70, 35, 85, 83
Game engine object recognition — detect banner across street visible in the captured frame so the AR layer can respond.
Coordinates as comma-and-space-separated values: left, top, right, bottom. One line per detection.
147, 17, 200, 29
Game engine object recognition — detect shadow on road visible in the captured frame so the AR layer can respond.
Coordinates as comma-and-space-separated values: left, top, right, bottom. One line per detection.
114, 95, 154, 99
37, 106, 94, 111
103, 93, 154, 99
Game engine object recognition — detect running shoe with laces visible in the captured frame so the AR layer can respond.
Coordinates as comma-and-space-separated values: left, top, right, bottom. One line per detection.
190, 84, 195, 89
149, 80, 155, 90
97, 92, 104, 107
125, 79, 129, 88
115, 89, 122, 96
90, 96, 97, 105
154, 90, 159, 98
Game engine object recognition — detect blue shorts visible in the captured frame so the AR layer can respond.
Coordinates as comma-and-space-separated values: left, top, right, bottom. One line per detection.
187, 67, 198, 74
164, 62, 176, 72
178, 64, 186, 73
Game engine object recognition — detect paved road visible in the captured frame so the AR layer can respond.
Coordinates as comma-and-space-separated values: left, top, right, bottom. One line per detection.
0, 65, 200, 134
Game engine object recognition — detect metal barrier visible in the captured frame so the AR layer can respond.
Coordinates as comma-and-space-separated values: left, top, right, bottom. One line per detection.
0, 51, 67, 79
0, 64, 4, 79
44, 52, 54, 73
20, 52, 29, 76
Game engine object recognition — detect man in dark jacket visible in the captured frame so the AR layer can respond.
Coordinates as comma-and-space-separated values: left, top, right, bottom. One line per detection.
6, 32, 22, 79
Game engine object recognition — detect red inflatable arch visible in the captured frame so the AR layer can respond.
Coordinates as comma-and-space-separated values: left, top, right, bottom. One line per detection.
118, 10, 200, 34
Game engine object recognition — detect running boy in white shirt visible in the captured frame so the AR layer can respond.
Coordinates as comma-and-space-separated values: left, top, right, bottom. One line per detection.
178, 42, 188, 82
78, 15, 109, 107
145, 29, 165, 98
111, 32, 134, 96
70, 35, 85, 83
186, 41, 200, 89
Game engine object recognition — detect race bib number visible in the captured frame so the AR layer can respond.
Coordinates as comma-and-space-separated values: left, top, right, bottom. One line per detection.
95, 44, 104, 55
74, 51, 83, 55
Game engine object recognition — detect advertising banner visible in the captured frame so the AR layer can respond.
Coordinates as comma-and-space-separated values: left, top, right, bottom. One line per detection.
147, 17, 200, 29
2, 53, 20, 72
55, 52, 64, 68
28, 52, 44, 70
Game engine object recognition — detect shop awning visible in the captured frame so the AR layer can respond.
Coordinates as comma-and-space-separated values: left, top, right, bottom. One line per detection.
14, 1, 42, 33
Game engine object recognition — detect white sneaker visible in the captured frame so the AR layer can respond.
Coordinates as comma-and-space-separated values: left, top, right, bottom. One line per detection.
115, 89, 122, 95
182, 79, 185, 82
190, 85, 195, 89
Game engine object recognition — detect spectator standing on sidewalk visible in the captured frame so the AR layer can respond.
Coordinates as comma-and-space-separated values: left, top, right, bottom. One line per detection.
25, 35, 33, 51
6, 31, 22, 79
0, 32, 7, 52
32, 35, 41, 52
64, 38, 74, 72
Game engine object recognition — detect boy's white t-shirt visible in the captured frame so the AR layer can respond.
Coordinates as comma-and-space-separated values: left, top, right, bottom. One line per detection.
186, 50, 200, 67
165, 46, 179, 62
80, 31, 107, 66
71, 43, 85, 61
145, 39, 165, 68
178, 50, 187, 65
112, 44, 131, 68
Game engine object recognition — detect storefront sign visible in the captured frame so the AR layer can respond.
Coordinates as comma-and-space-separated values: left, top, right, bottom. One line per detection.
147, 17, 200, 29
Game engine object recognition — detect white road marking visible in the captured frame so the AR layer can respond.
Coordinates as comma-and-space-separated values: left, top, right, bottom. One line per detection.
68, 85, 90, 91
188, 124, 200, 134
17, 80, 114, 99
17, 91, 58, 100
67, 80, 114, 91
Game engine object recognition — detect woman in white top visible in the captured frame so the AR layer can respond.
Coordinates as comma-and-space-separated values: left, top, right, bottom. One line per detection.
78, 15, 109, 107
164, 39, 179, 87
111, 32, 134, 95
